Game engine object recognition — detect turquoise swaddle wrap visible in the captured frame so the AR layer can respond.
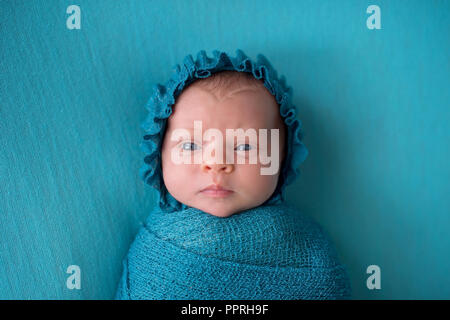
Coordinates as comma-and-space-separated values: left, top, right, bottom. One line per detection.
116, 49, 351, 299
116, 204, 351, 299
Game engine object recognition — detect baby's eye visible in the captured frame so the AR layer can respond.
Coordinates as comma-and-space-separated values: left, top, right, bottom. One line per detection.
235, 144, 252, 151
181, 142, 200, 151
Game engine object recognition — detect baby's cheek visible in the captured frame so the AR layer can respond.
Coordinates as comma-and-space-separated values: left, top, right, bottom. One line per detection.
162, 163, 190, 195
237, 164, 278, 197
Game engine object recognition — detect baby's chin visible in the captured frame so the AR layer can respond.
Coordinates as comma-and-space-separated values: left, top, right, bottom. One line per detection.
172, 190, 269, 218
193, 205, 240, 218
189, 202, 253, 218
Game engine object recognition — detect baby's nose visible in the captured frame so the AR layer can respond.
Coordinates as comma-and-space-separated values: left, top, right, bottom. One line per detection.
201, 161, 234, 174
200, 144, 234, 173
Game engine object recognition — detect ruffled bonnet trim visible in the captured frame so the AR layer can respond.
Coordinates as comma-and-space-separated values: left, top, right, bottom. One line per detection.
139, 49, 308, 212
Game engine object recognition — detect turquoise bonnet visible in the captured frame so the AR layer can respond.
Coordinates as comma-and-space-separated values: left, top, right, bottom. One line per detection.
139, 49, 309, 212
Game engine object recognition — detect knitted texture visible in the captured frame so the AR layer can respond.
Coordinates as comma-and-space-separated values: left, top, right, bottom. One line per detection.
115, 203, 351, 300
139, 49, 308, 212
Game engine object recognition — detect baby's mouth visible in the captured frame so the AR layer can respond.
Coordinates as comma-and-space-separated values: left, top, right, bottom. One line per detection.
200, 184, 234, 198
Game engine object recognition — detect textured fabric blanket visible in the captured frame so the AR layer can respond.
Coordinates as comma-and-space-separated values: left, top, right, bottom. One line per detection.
115, 203, 351, 300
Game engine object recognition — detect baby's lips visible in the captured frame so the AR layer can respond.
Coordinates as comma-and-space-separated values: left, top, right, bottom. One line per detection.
200, 184, 233, 192
199, 184, 235, 199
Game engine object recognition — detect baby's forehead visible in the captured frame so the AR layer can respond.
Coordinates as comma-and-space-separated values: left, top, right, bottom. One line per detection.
170, 85, 280, 126
177, 83, 273, 105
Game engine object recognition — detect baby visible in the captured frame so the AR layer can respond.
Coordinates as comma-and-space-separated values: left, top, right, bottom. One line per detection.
161, 70, 286, 218
116, 50, 351, 300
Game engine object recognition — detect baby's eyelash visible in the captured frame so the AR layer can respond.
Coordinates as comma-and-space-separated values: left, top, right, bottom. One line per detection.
179, 142, 254, 152
180, 142, 200, 151
235, 144, 253, 151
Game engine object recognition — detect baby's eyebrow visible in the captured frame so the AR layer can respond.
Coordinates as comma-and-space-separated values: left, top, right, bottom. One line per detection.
167, 127, 194, 145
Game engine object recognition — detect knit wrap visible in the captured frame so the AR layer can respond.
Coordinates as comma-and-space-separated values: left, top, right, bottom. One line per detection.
115, 203, 351, 300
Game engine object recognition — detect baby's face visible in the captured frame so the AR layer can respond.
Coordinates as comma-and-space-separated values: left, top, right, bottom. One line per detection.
161, 85, 285, 217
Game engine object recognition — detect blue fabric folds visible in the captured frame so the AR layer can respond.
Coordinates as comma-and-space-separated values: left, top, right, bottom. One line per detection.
116, 203, 351, 300
139, 49, 308, 212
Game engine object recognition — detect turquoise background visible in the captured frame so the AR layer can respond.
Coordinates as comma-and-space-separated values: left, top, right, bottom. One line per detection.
1, 0, 449, 299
